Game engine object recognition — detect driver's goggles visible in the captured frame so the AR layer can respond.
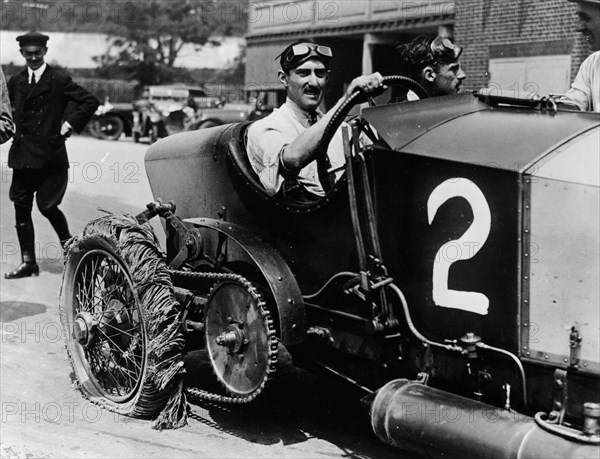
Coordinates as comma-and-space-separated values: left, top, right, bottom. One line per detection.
280, 43, 333, 70
429, 36, 462, 62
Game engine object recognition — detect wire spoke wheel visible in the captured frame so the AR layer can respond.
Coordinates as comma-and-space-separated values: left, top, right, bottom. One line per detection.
60, 215, 187, 426
71, 249, 146, 402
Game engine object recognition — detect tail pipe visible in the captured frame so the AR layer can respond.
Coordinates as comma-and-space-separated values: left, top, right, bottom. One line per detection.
367, 379, 599, 459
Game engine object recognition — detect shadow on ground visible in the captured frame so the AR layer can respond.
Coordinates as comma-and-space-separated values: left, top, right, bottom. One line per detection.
0, 301, 47, 322
183, 347, 406, 459
37, 258, 65, 275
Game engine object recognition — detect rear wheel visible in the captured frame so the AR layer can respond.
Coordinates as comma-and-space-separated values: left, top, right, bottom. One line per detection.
59, 215, 186, 424
199, 120, 220, 129
96, 114, 125, 141
149, 123, 159, 143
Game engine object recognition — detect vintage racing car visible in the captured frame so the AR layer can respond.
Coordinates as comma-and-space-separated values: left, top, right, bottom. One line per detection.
59, 77, 599, 458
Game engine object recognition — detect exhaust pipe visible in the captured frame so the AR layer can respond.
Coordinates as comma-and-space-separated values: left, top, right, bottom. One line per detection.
367, 379, 599, 459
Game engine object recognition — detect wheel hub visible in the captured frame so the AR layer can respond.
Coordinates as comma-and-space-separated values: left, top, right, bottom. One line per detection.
102, 298, 130, 326
74, 312, 98, 348
215, 324, 246, 354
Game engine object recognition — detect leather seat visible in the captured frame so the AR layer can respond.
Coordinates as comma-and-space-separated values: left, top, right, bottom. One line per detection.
226, 122, 345, 211
226, 122, 268, 196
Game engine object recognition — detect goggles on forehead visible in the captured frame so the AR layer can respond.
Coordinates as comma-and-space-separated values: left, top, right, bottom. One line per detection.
278, 43, 333, 70
429, 36, 462, 62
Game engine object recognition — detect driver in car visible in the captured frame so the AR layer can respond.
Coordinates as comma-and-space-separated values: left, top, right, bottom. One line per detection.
246, 40, 385, 198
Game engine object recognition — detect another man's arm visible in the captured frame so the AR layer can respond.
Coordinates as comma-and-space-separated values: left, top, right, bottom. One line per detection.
281, 72, 384, 172
0, 67, 15, 145
559, 54, 595, 111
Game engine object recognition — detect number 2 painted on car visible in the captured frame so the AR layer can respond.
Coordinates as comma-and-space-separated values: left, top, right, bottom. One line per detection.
427, 178, 491, 315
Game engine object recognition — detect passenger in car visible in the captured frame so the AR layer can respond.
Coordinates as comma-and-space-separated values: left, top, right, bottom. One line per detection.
392, 35, 466, 101
246, 39, 385, 198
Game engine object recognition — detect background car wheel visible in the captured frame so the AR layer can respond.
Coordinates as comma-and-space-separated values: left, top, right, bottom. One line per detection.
96, 114, 125, 141
59, 215, 187, 427
199, 120, 220, 129
150, 123, 159, 143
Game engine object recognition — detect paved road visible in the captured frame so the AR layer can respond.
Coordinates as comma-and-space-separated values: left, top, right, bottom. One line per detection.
0, 135, 410, 459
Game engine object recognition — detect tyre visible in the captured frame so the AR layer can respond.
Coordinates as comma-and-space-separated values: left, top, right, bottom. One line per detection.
96, 114, 125, 141
150, 123, 159, 143
59, 214, 187, 427
199, 120, 220, 129
87, 119, 101, 138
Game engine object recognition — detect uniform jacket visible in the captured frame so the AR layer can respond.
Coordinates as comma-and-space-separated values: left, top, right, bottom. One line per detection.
7, 65, 99, 169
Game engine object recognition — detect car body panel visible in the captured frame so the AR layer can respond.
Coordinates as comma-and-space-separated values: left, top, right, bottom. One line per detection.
363, 95, 599, 171
145, 97, 599, 444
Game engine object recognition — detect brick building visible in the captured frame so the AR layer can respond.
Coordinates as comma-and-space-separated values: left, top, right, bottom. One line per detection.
245, 0, 591, 106
245, 0, 456, 108
454, 0, 590, 94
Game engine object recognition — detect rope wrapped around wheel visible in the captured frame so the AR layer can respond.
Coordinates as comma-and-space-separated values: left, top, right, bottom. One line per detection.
60, 213, 187, 430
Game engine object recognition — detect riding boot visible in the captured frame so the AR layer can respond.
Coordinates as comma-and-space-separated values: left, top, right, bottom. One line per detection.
45, 207, 72, 243
5, 222, 39, 279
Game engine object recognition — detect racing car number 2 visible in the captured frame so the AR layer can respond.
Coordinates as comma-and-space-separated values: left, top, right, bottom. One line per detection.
427, 178, 492, 316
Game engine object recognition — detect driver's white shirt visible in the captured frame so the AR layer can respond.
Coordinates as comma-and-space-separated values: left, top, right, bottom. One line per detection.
246, 99, 346, 196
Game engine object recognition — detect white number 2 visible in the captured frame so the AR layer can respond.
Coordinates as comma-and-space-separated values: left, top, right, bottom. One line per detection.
427, 178, 491, 315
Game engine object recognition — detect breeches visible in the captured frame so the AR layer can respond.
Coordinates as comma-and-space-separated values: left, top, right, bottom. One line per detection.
9, 168, 68, 215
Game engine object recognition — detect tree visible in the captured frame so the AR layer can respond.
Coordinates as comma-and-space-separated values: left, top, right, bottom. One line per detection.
97, 0, 247, 85
0, 0, 104, 32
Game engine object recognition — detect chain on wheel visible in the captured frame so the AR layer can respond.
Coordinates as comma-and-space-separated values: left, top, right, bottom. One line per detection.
171, 270, 278, 404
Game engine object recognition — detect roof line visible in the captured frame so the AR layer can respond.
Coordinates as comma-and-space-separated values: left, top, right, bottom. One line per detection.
246, 15, 455, 44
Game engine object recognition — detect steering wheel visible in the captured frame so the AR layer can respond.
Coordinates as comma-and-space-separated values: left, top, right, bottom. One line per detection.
315, 75, 429, 193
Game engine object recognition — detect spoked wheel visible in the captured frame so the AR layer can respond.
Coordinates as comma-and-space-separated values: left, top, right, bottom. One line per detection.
68, 247, 146, 405
204, 278, 278, 400
60, 215, 187, 426
96, 114, 124, 141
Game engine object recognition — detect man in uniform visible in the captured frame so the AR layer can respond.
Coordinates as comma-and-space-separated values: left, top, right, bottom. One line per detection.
5, 32, 99, 279
393, 35, 466, 101
560, 0, 600, 112
246, 39, 385, 198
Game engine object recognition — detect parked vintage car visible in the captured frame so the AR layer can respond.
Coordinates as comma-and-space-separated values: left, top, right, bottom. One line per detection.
90, 85, 226, 141
188, 102, 256, 129
60, 77, 599, 458
88, 98, 135, 141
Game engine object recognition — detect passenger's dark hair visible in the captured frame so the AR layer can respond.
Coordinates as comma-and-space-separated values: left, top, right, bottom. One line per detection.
395, 35, 457, 79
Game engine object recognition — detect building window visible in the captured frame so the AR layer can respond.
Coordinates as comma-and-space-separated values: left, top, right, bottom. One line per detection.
488, 55, 572, 96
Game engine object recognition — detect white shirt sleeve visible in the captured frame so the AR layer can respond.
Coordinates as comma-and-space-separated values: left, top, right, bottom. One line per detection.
562, 52, 600, 112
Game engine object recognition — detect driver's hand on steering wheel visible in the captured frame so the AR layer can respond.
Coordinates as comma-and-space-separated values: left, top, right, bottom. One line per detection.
346, 72, 386, 103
